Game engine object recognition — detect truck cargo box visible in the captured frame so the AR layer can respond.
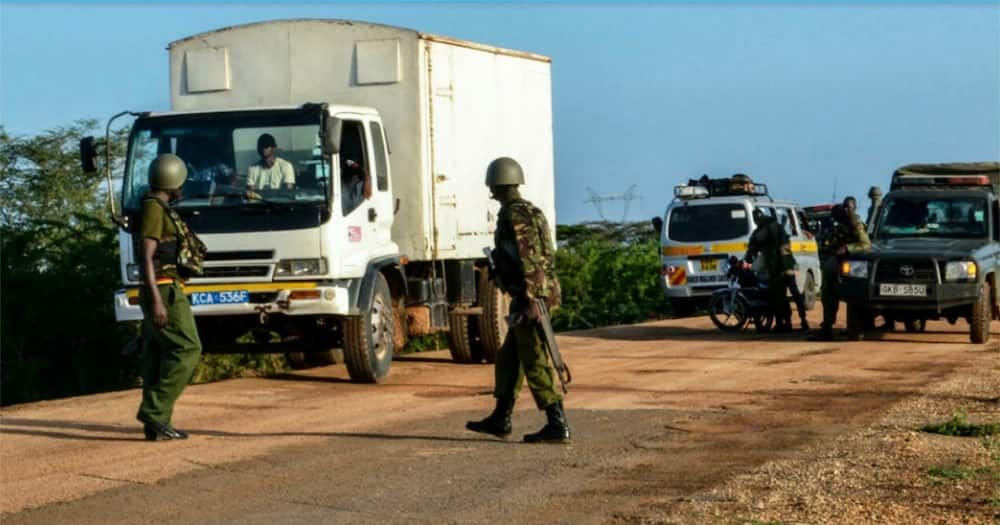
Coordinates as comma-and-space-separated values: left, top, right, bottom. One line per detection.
168, 19, 556, 262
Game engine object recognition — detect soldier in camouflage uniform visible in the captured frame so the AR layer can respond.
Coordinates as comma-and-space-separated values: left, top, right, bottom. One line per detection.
745, 209, 793, 332
809, 204, 871, 341
466, 157, 569, 444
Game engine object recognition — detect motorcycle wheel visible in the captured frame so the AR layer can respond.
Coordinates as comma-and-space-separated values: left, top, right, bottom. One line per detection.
709, 292, 750, 332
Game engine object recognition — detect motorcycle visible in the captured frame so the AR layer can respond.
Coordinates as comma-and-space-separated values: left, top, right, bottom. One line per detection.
708, 256, 774, 333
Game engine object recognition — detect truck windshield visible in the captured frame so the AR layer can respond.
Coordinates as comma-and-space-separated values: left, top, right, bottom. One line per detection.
876, 196, 988, 239
123, 110, 329, 212
667, 204, 750, 242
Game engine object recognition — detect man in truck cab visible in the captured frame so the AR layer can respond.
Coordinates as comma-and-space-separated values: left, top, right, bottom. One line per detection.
247, 133, 295, 191
467, 157, 570, 444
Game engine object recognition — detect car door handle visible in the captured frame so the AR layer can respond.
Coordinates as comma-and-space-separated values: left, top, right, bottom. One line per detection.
368, 208, 377, 222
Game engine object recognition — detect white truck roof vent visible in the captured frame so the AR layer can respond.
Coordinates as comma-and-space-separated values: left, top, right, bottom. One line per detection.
356, 39, 402, 85
184, 47, 231, 93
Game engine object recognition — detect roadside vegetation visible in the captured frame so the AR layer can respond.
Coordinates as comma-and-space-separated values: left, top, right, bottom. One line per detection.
1, 123, 670, 406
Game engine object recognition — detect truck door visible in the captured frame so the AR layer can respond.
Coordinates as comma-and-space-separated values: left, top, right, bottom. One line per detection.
366, 120, 394, 247
336, 118, 384, 273
427, 42, 459, 258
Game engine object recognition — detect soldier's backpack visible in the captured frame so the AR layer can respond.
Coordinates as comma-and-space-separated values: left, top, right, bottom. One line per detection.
142, 196, 208, 278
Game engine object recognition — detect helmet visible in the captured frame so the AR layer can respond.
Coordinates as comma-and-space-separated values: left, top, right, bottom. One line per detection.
148, 153, 188, 190
868, 186, 882, 198
485, 157, 525, 187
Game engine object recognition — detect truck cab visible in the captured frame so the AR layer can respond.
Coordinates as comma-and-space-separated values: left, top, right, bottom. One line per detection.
652, 177, 822, 316
838, 163, 1000, 343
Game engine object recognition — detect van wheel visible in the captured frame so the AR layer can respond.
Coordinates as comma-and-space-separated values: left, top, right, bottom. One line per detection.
970, 283, 991, 344
671, 298, 698, 318
904, 319, 926, 333
447, 313, 485, 363
478, 271, 510, 364
803, 272, 817, 311
343, 274, 395, 382
308, 348, 343, 366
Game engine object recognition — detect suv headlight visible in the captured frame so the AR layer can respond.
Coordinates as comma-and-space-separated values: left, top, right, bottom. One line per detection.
840, 260, 869, 279
275, 258, 328, 277
944, 261, 976, 281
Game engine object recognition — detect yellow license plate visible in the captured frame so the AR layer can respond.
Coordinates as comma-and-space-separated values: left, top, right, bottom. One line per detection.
700, 258, 719, 272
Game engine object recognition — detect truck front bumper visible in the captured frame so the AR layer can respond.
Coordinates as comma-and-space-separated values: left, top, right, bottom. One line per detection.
114, 280, 355, 322
839, 278, 978, 314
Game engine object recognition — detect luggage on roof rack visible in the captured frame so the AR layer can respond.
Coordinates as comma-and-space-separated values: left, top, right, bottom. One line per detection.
675, 175, 769, 199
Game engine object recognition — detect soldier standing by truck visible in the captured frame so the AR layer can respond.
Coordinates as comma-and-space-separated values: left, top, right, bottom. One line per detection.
135, 154, 206, 441
466, 157, 570, 444
810, 205, 871, 341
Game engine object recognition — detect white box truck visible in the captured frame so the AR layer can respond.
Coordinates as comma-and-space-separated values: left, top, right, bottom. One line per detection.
80, 19, 556, 382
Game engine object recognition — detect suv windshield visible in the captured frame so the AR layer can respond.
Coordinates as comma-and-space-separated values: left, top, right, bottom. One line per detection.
876, 195, 988, 239
667, 203, 750, 242
123, 110, 329, 211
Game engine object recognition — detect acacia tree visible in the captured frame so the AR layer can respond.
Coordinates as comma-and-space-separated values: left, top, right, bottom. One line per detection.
1, 121, 138, 405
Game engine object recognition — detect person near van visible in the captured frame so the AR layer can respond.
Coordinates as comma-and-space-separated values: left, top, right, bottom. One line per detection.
746, 209, 793, 332
467, 157, 569, 444
809, 205, 871, 341
781, 241, 810, 331
247, 133, 295, 191
135, 153, 204, 441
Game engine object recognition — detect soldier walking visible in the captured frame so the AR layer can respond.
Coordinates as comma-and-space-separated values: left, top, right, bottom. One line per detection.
135, 154, 205, 441
809, 204, 871, 341
466, 157, 570, 444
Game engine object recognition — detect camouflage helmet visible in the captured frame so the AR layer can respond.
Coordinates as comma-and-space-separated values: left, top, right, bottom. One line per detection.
485, 157, 525, 187
868, 186, 882, 198
148, 153, 188, 190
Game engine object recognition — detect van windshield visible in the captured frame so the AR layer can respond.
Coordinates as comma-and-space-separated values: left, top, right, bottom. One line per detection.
667, 204, 750, 242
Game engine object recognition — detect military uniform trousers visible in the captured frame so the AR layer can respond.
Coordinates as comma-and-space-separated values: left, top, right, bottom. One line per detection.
820, 256, 841, 330
137, 282, 203, 425
767, 270, 792, 324
494, 302, 562, 410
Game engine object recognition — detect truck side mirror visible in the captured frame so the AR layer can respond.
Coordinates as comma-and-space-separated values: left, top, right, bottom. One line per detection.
322, 116, 342, 156
80, 136, 99, 173
651, 216, 663, 234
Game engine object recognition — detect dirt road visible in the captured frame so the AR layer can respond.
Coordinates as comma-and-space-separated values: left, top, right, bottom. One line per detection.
2, 313, 998, 524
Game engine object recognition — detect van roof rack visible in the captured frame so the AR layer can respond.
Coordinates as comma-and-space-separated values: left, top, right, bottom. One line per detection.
674, 175, 770, 200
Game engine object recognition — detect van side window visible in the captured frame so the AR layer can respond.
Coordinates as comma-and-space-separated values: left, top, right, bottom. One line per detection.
776, 208, 797, 237
370, 122, 389, 192
340, 120, 370, 216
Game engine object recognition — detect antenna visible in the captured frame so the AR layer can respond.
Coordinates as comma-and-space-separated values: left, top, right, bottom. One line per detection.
584, 185, 641, 222
832, 176, 838, 203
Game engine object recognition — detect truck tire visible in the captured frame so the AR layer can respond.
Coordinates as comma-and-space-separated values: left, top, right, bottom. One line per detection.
447, 313, 485, 363
803, 272, 817, 311
309, 348, 344, 366
343, 274, 395, 382
284, 351, 311, 369
478, 272, 510, 364
846, 303, 870, 341
970, 282, 991, 344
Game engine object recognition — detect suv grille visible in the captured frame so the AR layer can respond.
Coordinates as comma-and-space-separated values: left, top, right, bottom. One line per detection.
875, 260, 936, 282
201, 266, 271, 278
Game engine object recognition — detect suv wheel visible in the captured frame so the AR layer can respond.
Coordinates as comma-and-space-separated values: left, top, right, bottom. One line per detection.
970, 282, 992, 344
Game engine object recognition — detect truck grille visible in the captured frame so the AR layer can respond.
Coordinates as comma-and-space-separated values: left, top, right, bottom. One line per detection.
875, 260, 936, 282
201, 266, 271, 278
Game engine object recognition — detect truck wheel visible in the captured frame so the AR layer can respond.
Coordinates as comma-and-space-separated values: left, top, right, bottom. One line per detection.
309, 348, 344, 366
904, 319, 926, 333
343, 274, 395, 382
478, 272, 510, 364
284, 351, 311, 369
970, 283, 991, 344
803, 272, 817, 311
447, 313, 485, 363
846, 303, 869, 341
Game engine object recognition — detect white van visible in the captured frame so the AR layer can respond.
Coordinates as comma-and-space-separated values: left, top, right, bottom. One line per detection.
653, 179, 822, 316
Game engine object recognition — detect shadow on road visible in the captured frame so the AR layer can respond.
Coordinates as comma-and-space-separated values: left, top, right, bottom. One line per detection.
0, 418, 515, 445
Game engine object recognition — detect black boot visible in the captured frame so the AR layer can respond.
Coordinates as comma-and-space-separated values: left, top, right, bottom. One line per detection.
523, 402, 570, 443
143, 421, 187, 441
466, 398, 514, 438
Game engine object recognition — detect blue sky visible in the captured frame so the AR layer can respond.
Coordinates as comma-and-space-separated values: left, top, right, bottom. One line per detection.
2, 2, 998, 224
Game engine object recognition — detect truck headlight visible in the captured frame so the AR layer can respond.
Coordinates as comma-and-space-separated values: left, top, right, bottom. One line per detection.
275, 258, 327, 277
944, 261, 976, 281
840, 260, 868, 279
126, 263, 141, 282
